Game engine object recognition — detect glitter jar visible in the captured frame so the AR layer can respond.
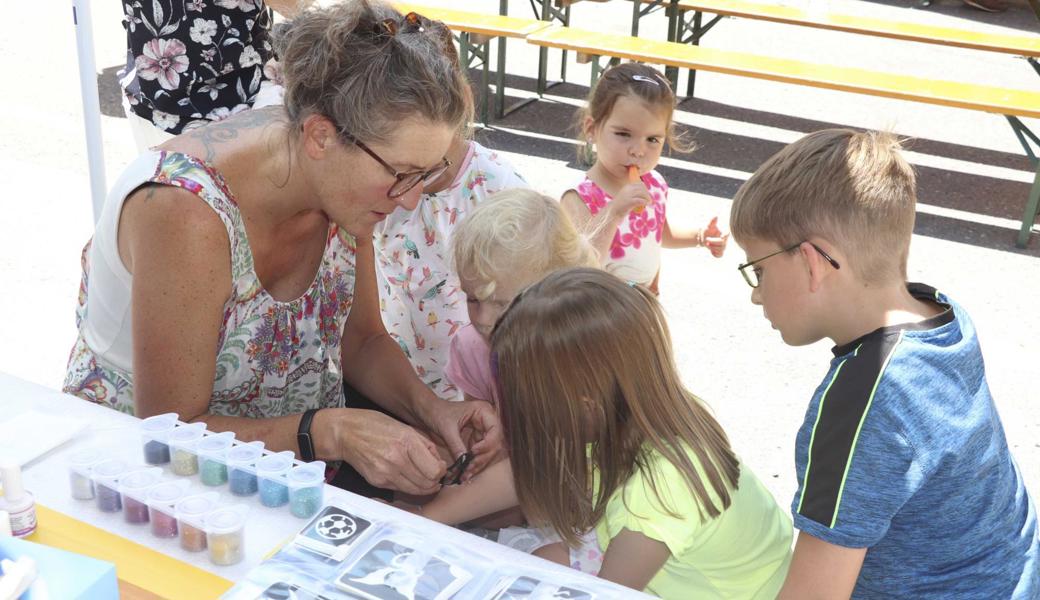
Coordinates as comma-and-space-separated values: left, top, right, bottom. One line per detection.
226, 443, 264, 497
168, 422, 207, 476
140, 413, 179, 466
256, 452, 294, 508
287, 461, 326, 519
204, 506, 248, 566
146, 480, 190, 538
91, 459, 131, 513
196, 432, 235, 487
175, 492, 219, 552
67, 447, 105, 500
118, 468, 163, 525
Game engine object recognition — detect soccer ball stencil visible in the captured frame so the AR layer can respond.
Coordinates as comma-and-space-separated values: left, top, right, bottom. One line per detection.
315, 513, 358, 541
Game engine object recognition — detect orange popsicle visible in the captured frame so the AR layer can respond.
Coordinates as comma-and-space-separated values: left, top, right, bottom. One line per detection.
628, 165, 644, 213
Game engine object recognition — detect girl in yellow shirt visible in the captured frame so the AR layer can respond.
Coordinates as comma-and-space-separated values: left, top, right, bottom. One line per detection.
418, 268, 792, 598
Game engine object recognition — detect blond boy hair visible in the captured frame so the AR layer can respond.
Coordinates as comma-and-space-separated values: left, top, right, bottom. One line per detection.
730, 129, 917, 284
452, 189, 598, 300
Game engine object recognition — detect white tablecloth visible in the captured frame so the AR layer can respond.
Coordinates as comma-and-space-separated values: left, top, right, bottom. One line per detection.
1, 372, 654, 598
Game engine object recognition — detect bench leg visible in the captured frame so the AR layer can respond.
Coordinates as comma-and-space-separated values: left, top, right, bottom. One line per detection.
686, 11, 703, 98
1017, 164, 1040, 248
664, 1, 680, 90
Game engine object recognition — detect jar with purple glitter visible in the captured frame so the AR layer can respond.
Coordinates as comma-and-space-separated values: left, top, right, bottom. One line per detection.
287, 461, 326, 519
146, 480, 190, 538
140, 413, 179, 466
226, 442, 264, 497
256, 451, 294, 508
90, 459, 131, 513
118, 467, 163, 525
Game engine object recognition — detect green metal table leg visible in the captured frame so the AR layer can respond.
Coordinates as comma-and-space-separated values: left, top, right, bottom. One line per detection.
686, 11, 702, 97
495, 0, 509, 119
560, 4, 571, 83
537, 0, 550, 96
1017, 164, 1040, 248
480, 40, 491, 126
664, 0, 680, 89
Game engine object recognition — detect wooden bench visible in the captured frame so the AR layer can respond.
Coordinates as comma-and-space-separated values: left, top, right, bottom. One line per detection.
629, 0, 1040, 97
525, 25, 1040, 247
393, 3, 552, 123
665, 0, 1040, 56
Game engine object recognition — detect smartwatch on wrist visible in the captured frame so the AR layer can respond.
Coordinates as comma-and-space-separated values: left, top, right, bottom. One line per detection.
297, 408, 321, 462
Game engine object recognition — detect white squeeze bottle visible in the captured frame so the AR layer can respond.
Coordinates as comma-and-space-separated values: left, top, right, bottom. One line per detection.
0, 461, 37, 538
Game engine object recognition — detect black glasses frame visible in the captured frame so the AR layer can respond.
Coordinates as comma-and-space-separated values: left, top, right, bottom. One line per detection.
737, 241, 840, 288
340, 131, 451, 199
439, 451, 473, 486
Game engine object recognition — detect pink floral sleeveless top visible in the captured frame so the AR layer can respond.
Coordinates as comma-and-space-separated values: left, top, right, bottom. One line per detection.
573, 170, 667, 286
63, 151, 358, 417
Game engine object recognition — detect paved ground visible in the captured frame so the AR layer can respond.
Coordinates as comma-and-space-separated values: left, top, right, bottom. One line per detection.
2, 0, 1038, 515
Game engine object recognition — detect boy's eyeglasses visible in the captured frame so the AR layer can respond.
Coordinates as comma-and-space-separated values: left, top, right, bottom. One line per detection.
339, 131, 451, 199
737, 241, 840, 288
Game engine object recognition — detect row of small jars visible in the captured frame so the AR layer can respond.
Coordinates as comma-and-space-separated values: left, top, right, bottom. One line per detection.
67, 450, 247, 566
139, 413, 326, 519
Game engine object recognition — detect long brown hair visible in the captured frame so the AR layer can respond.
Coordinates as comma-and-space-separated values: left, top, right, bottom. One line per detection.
490, 268, 739, 545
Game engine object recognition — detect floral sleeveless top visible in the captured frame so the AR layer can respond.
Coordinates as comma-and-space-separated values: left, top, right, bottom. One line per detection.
573, 170, 668, 286
63, 151, 358, 417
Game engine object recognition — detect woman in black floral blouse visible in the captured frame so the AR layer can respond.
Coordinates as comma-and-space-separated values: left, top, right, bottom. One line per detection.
119, 0, 308, 145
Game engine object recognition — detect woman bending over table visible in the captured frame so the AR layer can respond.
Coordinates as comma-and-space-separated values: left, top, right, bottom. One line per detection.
63, 0, 500, 496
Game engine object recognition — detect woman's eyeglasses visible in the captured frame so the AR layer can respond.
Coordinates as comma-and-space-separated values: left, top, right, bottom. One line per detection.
340, 131, 451, 199
737, 241, 840, 288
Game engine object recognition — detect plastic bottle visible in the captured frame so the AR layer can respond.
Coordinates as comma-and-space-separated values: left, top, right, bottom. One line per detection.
0, 462, 37, 538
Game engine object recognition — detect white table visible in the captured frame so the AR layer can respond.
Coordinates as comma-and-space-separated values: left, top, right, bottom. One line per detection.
1, 372, 654, 598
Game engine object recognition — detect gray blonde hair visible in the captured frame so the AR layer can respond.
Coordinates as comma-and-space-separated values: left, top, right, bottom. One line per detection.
452, 189, 599, 300
275, 0, 472, 143
730, 129, 917, 284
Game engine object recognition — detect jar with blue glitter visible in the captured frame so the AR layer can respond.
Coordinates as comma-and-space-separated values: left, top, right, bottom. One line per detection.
256, 451, 293, 508
287, 461, 325, 519
226, 442, 264, 497
196, 432, 235, 487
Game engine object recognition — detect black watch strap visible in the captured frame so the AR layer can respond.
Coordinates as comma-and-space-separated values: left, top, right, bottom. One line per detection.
297, 408, 321, 462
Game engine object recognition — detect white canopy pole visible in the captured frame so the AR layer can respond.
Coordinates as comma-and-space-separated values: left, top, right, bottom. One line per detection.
72, 0, 107, 224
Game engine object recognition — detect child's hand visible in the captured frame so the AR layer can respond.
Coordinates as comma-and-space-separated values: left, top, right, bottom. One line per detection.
702, 216, 729, 257
611, 182, 652, 218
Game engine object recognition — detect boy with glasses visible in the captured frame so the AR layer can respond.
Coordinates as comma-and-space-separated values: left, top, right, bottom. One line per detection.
730, 129, 1038, 598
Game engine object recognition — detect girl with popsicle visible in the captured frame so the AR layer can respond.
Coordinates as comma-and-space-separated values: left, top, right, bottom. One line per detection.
562, 62, 728, 293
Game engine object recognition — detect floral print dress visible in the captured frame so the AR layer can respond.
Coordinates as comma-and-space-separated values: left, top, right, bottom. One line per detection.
121, 0, 273, 134
63, 151, 358, 417
374, 142, 527, 400
572, 170, 668, 287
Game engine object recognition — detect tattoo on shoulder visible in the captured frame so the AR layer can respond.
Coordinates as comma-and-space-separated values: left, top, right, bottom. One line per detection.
182, 107, 281, 162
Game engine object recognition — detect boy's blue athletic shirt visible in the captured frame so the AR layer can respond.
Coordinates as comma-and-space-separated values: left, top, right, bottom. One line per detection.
792, 283, 1038, 599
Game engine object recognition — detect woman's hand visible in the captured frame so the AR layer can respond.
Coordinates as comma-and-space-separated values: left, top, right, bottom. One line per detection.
416, 397, 504, 482
317, 408, 447, 496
